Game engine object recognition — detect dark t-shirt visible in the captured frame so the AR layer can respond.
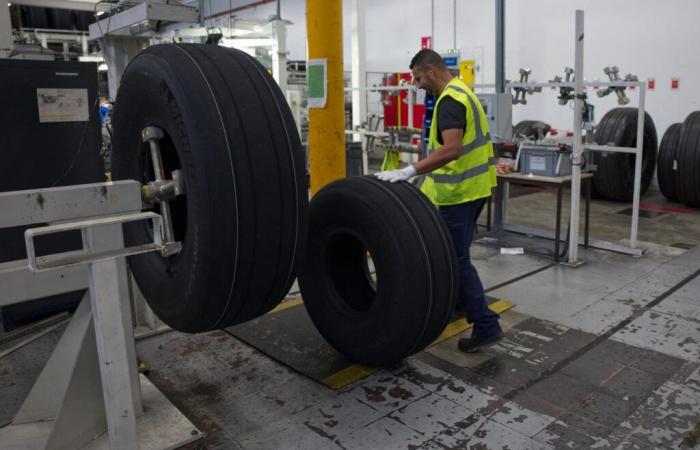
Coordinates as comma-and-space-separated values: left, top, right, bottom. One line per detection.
436, 96, 466, 145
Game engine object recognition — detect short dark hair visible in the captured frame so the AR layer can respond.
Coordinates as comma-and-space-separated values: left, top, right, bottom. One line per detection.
410, 49, 446, 70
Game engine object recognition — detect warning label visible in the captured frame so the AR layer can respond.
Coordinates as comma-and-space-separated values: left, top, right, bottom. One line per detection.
37, 88, 89, 123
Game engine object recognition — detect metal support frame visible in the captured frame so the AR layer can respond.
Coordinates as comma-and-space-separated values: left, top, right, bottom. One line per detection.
569, 10, 585, 264
0, 181, 199, 450
504, 14, 647, 261
88, 1, 199, 99
350, 0, 367, 173
497, 80, 647, 260
271, 19, 288, 93
495, 0, 505, 94
495, 174, 591, 263
88, 2, 200, 40
102, 35, 149, 101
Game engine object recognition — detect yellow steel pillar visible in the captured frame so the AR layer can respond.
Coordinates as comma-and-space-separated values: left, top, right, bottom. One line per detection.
307, 0, 345, 195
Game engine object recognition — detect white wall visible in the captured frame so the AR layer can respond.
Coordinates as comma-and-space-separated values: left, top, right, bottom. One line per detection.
201, 0, 700, 138
504, 0, 700, 139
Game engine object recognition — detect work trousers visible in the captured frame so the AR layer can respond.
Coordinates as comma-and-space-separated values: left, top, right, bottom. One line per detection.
439, 198, 502, 338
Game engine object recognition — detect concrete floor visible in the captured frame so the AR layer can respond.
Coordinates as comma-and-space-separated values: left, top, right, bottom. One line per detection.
2, 180, 700, 449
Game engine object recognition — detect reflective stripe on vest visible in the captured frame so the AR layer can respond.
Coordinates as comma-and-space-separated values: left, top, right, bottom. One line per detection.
421, 78, 496, 205
427, 157, 498, 184
445, 85, 491, 158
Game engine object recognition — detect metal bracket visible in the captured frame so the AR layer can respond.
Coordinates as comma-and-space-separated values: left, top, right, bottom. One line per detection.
597, 66, 636, 105
0, 181, 198, 449
511, 68, 541, 105
24, 212, 181, 272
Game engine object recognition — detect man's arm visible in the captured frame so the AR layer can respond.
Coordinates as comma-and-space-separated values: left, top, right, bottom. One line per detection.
414, 128, 463, 174
374, 128, 463, 183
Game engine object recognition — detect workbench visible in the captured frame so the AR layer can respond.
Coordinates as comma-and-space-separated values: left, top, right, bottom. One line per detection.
492, 172, 593, 262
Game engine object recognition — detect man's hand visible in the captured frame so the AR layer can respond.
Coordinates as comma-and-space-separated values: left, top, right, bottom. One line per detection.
375, 165, 417, 183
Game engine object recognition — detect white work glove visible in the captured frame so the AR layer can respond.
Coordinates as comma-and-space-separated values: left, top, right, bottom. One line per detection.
374, 165, 417, 183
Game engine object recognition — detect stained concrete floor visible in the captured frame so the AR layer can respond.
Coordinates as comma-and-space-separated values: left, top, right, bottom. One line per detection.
2, 179, 700, 449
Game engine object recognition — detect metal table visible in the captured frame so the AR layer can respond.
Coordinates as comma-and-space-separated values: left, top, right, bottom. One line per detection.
493, 172, 593, 262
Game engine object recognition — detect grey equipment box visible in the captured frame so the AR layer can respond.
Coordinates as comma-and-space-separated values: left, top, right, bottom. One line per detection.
517, 144, 573, 177
476, 93, 513, 143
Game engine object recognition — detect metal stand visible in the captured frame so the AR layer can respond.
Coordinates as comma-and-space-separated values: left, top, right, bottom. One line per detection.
493, 173, 592, 263
506, 11, 647, 262
0, 181, 199, 450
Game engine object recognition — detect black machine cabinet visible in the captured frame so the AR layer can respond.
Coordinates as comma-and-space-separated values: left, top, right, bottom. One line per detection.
0, 59, 104, 329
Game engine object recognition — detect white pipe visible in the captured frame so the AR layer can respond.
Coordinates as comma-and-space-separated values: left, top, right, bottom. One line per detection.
271, 19, 287, 92
453, 0, 456, 49
631, 85, 646, 248
568, 10, 584, 264
407, 85, 414, 128
430, 0, 434, 46
351, 0, 368, 173
407, 85, 416, 163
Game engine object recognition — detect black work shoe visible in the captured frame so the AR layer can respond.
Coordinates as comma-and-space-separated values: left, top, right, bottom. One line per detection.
458, 331, 504, 353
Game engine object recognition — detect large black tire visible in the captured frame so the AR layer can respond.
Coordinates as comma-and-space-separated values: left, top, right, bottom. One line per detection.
657, 123, 682, 201
298, 177, 457, 366
74, 11, 94, 31
21, 6, 49, 29
513, 120, 551, 141
112, 44, 307, 332
677, 112, 700, 206
593, 108, 658, 202
48, 9, 74, 30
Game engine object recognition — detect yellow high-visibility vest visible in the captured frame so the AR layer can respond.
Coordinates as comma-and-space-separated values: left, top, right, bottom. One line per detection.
421, 77, 497, 205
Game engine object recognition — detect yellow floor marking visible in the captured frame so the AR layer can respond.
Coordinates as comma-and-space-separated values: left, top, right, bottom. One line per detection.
322, 299, 514, 389
322, 364, 377, 390
431, 299, 514, 346
269, 297, 303, 314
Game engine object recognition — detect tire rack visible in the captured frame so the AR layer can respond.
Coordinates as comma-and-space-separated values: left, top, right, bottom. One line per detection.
507, 10, 646, 264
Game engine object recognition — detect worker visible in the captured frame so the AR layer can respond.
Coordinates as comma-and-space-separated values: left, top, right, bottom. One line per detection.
375, 49, 502, 353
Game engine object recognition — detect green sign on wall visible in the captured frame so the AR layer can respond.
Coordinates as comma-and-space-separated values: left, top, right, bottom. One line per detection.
307, 58, 327, 108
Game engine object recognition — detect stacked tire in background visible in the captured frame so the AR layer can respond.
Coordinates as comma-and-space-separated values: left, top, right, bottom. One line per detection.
593, 108, 658, 202
513, 112, 659, 202
656, 123, 682, 201
513, 120, 551, 141
676, 112, 700, 206
656, 112, 700, 206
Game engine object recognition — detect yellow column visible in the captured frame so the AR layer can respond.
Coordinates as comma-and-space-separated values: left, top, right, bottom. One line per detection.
307, 0, 345, 195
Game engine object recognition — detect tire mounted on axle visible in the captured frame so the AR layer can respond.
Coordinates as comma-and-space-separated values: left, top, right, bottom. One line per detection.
112, 44, 307, 332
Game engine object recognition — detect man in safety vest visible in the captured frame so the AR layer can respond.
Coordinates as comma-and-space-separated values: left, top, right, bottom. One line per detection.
376, 49, 503, 353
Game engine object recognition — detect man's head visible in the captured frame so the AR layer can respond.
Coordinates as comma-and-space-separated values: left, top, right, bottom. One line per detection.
410, 49, 450, 95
